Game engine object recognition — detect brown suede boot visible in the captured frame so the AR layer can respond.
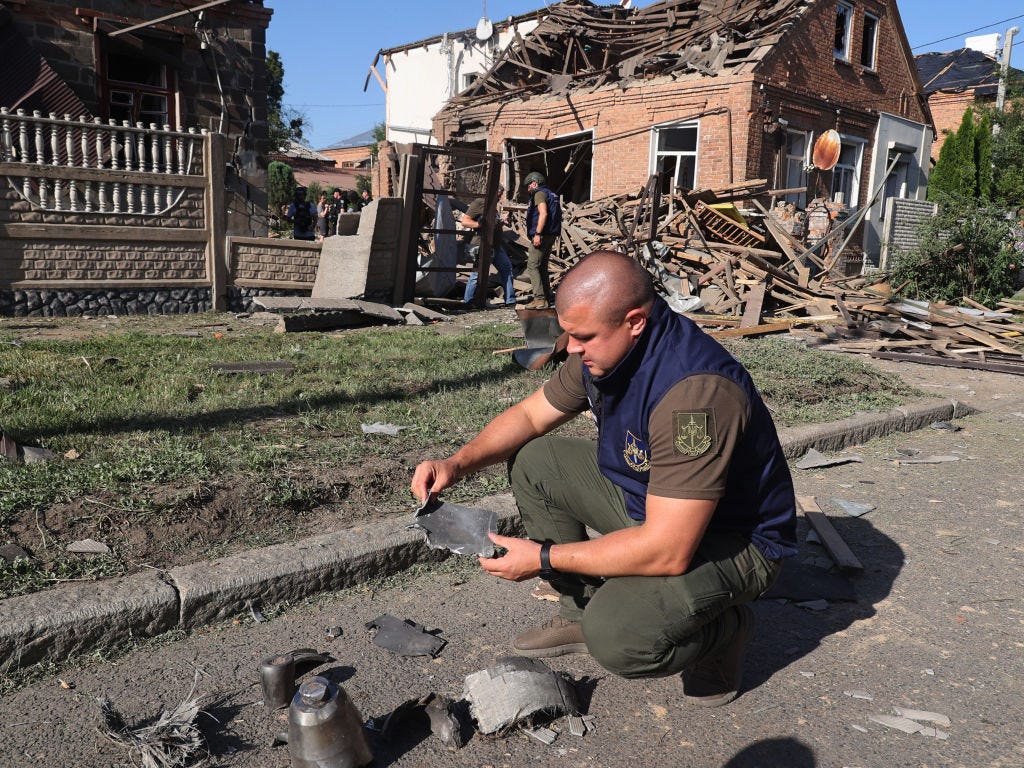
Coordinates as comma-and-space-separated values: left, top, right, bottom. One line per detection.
512, 614, 588, 658
682, 604, 754, 707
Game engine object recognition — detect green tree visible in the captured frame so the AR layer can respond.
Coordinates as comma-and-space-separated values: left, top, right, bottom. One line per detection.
990, 97, 1024, 209
266, 50, 306, 153
974, 111, 992, 201
928, 108, 979, 202
355, 174, 372, 195
369, 121, 386, 163
891, 198, 1015, 306
267, 160, 295, 212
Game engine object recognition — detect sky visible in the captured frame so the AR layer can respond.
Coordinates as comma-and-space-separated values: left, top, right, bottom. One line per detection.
264, 0, 1024, 150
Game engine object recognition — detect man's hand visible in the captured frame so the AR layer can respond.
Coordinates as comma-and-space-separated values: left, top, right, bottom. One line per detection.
532, 234, 541, 247
410, 458, 461, 502
478, 532, 541, 582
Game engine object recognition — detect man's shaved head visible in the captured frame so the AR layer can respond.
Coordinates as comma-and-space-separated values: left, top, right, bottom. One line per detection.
556, 251, 655, 323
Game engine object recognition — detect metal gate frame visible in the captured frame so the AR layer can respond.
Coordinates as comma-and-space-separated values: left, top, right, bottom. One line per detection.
393, 144, 503, 308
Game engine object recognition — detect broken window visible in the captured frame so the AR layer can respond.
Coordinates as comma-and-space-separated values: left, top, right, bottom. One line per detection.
830, 136, 864, 207
784, 129, 810, 207
506, 132, 593, 204
834, 1, 853, 61
461, 72, 480, 91
861, 12, 879, 69
651, 123, 698, 195
103, 51, 174, 126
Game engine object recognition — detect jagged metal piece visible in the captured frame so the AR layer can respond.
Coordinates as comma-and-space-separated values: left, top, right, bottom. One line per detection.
567, 715, 586, 737
365, 614, 446, 658
523, 726, 558, 745
463, 656, 579, 735
410, 497, 497, 557
795, 448, 864, 470
830, 498, 875, 517
366, 693, 463, 749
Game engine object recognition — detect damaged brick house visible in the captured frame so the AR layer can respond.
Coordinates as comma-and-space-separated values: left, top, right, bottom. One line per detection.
433, 0, 934, 272
0, 0, 301, 316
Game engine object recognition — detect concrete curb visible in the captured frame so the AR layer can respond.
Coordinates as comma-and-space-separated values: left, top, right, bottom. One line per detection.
0, 399, 975, 673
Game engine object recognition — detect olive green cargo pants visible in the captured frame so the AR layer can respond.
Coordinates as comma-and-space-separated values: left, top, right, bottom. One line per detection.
509, 435, 781, 679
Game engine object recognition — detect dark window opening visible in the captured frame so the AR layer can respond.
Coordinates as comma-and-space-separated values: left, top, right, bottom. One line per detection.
506, 133, 593, 204
861, 13, 878, 69
835, 2, 852, 60
102, 51, 175, 126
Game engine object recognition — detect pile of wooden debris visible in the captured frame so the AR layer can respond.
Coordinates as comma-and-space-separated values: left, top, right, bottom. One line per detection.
503, 179, 1024, 375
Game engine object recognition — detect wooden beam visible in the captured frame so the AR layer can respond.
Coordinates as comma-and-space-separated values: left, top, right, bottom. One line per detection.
797, 496, 864, 572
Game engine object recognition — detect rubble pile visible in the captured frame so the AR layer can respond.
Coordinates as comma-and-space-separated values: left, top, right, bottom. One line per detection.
504, 180, 1024, 374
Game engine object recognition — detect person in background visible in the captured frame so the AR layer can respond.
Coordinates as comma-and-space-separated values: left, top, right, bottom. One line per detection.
328, 188, 348, 235
522, 171, 561, 309
461, 185, 516, 308
283, 186, 317, 241
315, 192, 330, 241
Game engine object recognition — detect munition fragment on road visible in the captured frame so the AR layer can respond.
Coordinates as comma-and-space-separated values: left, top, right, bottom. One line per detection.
795, 448, 864, 470
831, 498, 875, 517
463, 656, 580, 735
410, 497, 497, 557
365, 614, 446, 658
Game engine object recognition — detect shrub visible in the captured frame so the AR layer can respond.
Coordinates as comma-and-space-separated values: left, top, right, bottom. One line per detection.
890, 198, 1016, 306
267, 161, 295, 212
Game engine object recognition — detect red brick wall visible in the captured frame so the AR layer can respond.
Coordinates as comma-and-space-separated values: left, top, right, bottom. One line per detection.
927, 91, 983, 161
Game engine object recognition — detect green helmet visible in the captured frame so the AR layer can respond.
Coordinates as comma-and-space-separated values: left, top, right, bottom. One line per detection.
524, 171, 546, 187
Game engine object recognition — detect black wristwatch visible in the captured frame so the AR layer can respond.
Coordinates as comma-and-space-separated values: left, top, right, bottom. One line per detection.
539, 542, 557, 581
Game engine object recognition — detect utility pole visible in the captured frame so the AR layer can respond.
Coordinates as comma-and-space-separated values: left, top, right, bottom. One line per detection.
996, 26, 1019, 112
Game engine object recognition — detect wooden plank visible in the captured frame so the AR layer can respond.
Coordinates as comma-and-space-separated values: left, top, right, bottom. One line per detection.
709, 321, 795, 339
739, 282, 766, 328
867, 351, 1024, 375
796, 496, 864, 572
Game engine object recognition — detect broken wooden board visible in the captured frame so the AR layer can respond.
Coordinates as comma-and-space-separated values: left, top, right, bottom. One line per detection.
796, 496, 864, 572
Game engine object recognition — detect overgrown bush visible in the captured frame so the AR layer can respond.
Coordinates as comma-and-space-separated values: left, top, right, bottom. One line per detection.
890, 197, 1016, 306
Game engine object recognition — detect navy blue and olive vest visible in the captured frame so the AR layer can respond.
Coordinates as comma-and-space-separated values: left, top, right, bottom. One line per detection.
526, 186, 562, 237
582, 298, 797, 561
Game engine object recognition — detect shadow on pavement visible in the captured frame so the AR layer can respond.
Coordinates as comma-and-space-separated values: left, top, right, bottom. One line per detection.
723, 737, 817, 767
748, 514, 905, 692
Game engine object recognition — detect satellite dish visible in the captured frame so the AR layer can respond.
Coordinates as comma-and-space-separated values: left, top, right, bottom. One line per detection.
475, 16, 493, 41
812, 129, 841, 171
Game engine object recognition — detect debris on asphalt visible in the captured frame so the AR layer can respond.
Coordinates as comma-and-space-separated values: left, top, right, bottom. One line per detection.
523, 725, 558, 745
798, 496, 865, 572
930, 421, 962, 432
360, 422, 409, 436
366, 614, 447, 658
288, 677, 374, 768
892, 706, 951, 727
843, 690, 874, 701
566, 714, 587, 737
410, 497, 497, 557
270, 731, 288, 747
830, 498, 875, 517
246, 599, 266, 623
97, 671, 209, 768
894, 455, 960, 465
367, 693, 464, 749
66, 538, 111, 555
58, 678, 75, 690
795, 448, 864, 470
325, 626, 344, 639
463, 656, 579, 735
869, 712, 949, 738
531, 580, 560, 602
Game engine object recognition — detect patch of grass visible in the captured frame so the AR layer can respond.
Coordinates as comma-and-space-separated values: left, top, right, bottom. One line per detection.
0, 555, 126, 600
723, 337, 925, 426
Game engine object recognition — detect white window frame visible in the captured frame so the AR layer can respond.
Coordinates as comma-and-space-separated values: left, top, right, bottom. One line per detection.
834, 1, 853, 62
461, 72, 479, 91
830, 134, 866, 208
783, 129, 811, 207
860, 11, 879, 70
649, 121, 700, 194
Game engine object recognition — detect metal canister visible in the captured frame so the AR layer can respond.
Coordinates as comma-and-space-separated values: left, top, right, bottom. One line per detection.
287, 677, 373, 768
260, 653, 295, 710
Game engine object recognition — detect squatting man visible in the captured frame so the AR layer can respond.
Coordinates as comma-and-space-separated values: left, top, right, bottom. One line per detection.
412, 251, 797, 706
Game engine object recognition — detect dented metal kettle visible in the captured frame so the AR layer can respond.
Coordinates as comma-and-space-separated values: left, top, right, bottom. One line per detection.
287, 676, 373, 768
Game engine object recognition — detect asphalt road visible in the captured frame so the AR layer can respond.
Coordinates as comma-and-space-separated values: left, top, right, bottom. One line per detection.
1, 361, 1022, 768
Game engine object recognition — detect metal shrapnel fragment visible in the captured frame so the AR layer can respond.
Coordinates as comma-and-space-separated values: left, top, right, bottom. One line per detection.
463, 656, 579, 735
795, 448, 864, 470
366, 614, 446, 658
410, 497, 497, 557
830, 498, 875, 517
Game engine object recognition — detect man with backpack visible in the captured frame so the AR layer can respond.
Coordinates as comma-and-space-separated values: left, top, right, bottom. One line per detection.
283, 186, 317, 241
523, 171, 561, 309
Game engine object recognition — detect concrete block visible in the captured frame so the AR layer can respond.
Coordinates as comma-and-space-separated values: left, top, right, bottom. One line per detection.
0, 570, 178, 673
167, 493, 522, 629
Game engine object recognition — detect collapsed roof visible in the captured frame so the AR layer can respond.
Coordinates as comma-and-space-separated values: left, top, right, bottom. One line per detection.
915, 48, 1015, 98
443, 0, 811, 112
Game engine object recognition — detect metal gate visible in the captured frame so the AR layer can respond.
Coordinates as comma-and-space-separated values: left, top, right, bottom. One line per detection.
393, 144, 503, 308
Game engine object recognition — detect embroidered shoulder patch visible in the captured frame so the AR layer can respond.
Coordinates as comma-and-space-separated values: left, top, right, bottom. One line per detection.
623, 430, 652, 472
674, 410, 715, 457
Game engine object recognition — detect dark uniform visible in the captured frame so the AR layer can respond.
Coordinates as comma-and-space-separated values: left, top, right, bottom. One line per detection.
509, 297, 797, 678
